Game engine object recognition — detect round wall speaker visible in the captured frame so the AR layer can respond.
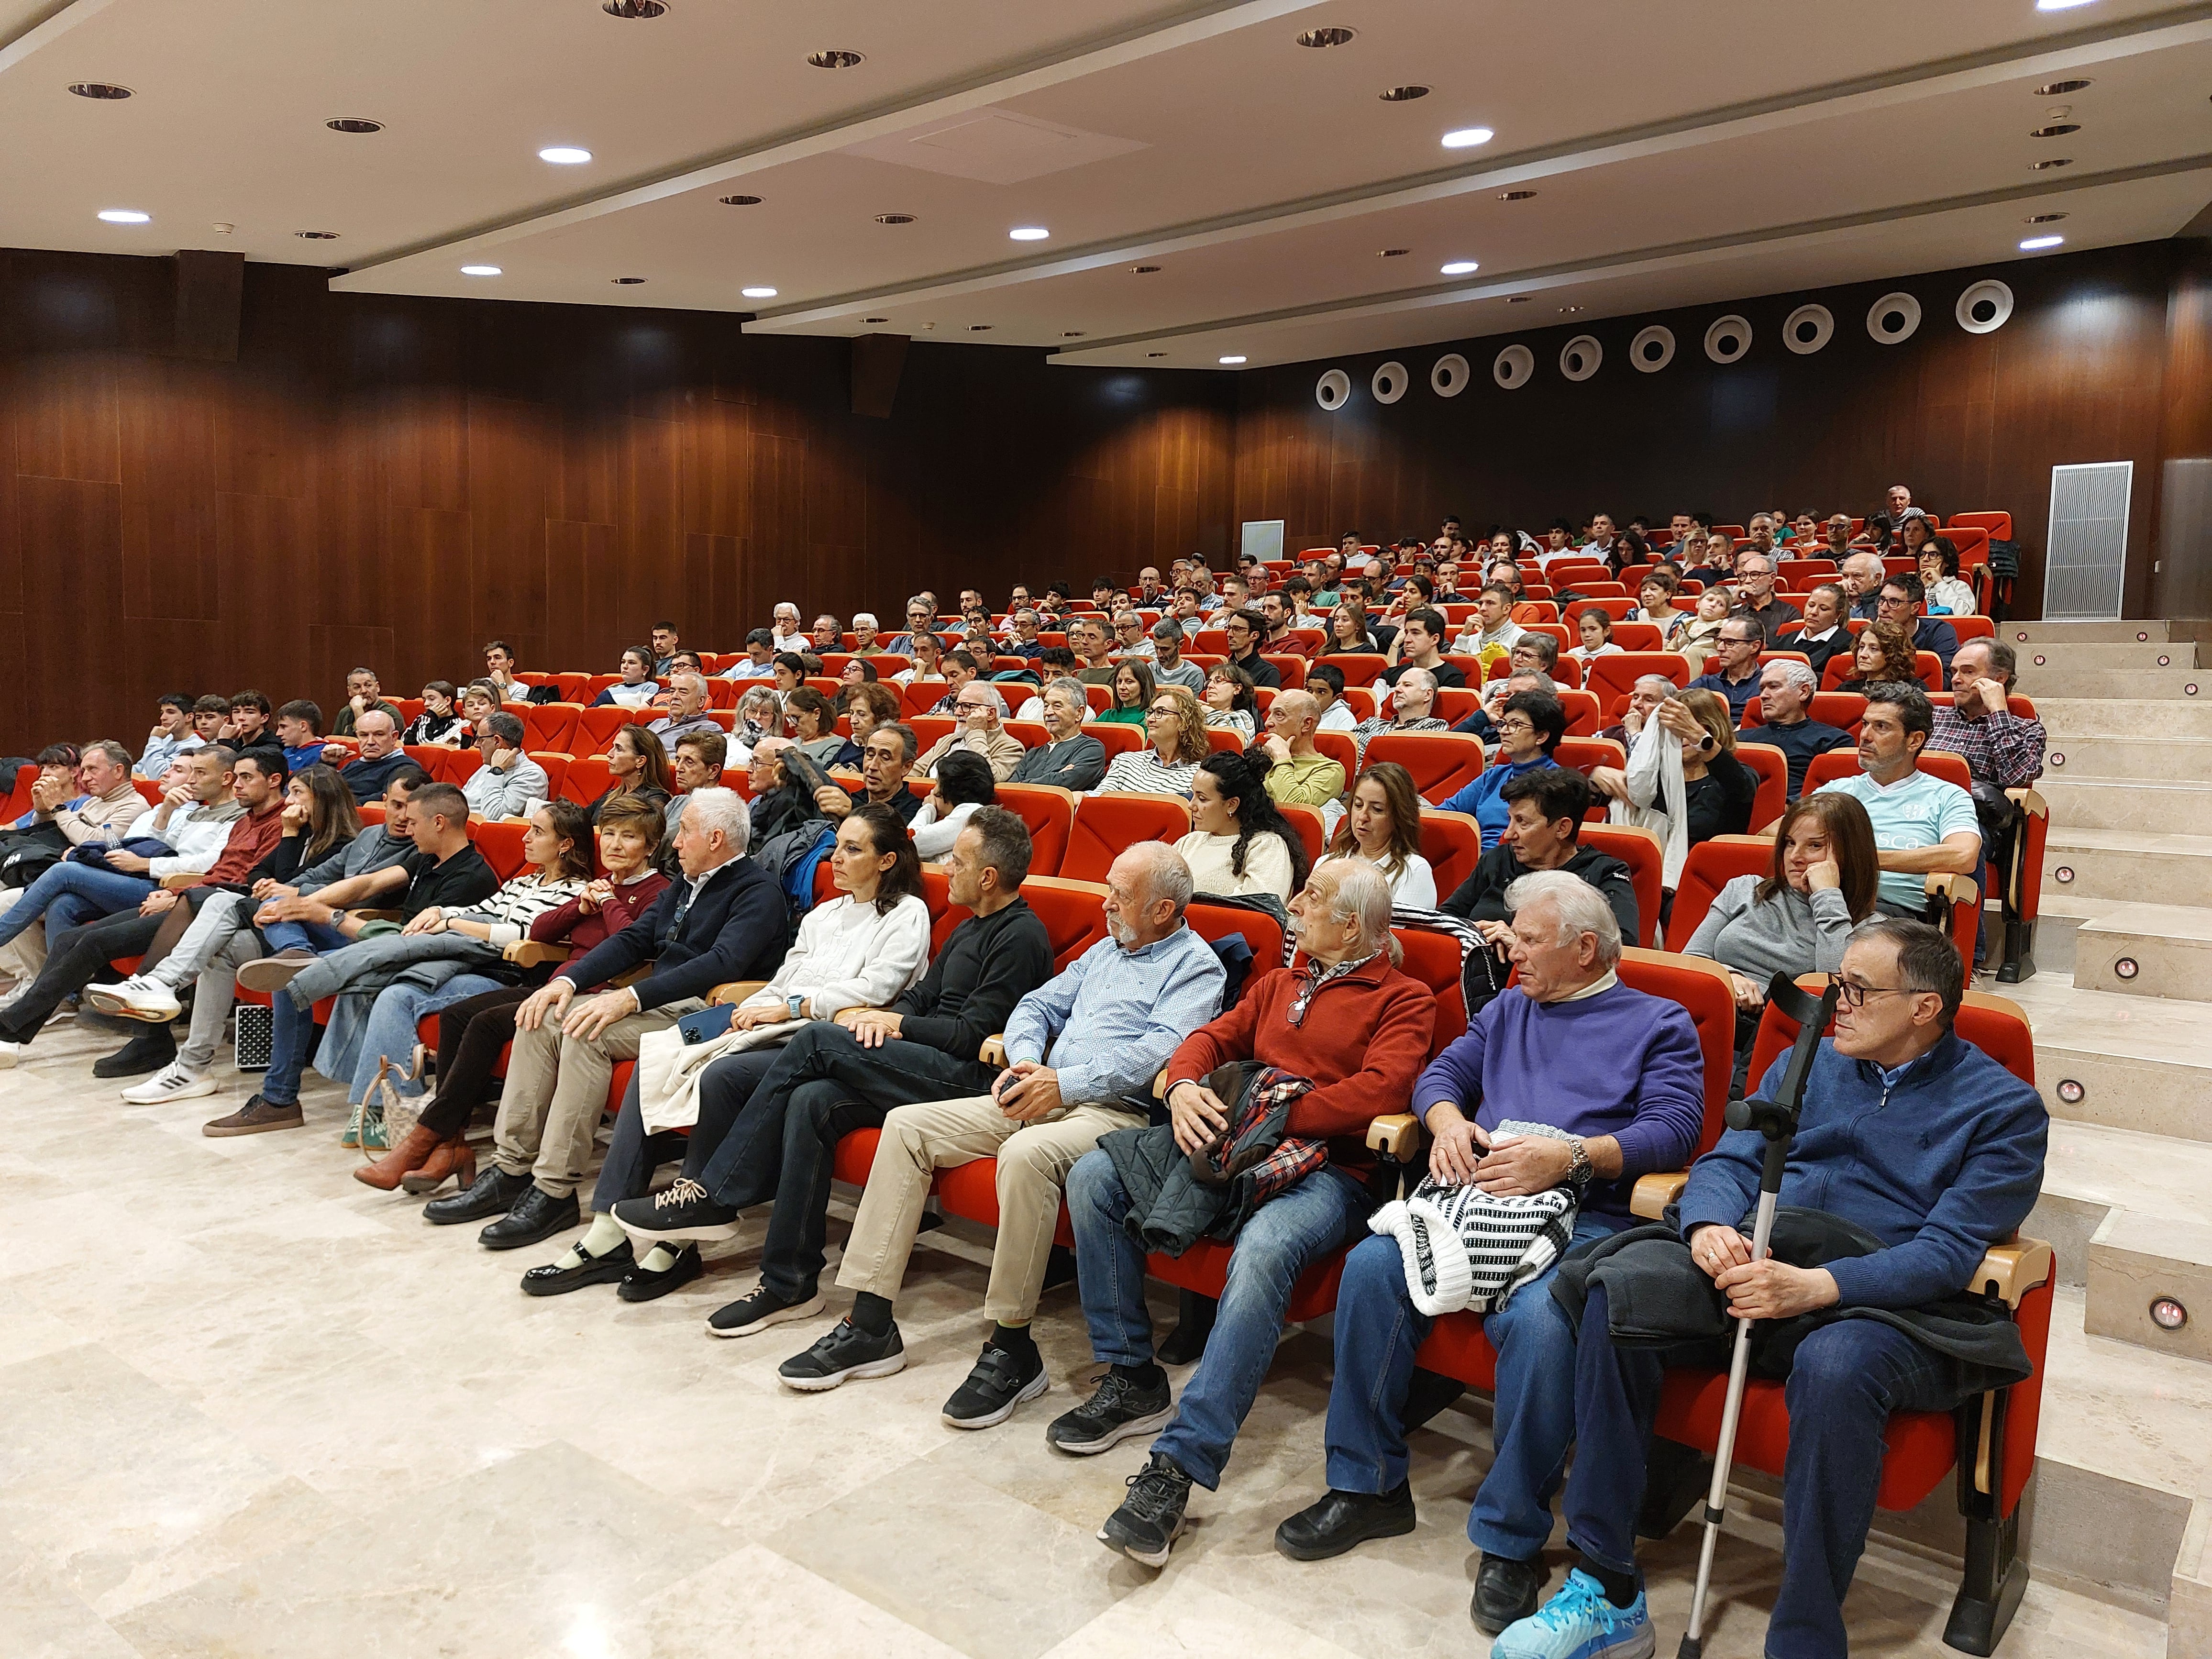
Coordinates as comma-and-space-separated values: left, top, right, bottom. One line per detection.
1867, 291, 1922, 344
1316, 368, 1351, 410
1559, 334, 1602, 382
1704, 314, 1752, 364
1956, 279, 2014, 335
1430, 353, 1471, 397
1371, 360, 1409, 404
1629, 325, 1674, 372
1494, 343, 1535, 389
1782, 303, 1834, 354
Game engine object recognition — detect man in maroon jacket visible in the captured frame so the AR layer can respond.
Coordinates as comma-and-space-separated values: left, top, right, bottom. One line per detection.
1048, 859, 1437, 1567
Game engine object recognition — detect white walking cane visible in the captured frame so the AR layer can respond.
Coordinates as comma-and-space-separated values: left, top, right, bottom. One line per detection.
1677, 973, 1841, 1659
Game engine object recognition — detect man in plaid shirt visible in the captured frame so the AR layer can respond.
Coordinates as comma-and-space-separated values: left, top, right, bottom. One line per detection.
1927, 640, 2046, 790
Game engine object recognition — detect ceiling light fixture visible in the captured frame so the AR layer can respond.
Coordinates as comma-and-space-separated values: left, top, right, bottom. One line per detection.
2029, 122, 2080, 137
2025, 211, 2069, 223
2020, 234, 2066, 250
2031, 156, 2074, 169
326, 117, 382, 133
1147, 351, 1167, 358
1505, 296, 1530, 303
1379, 85, 1428, 100
66, 81, 132, 99
1219, 355, 1247, 364
1441, 126, 1493, 148
1440, 260, 1479, 276
612, 276, 646, 284
1062, 331, 1086, 338
1499, 188, 1537, 201
1379, 248, 1410, 257
807, 49, 864, 68
874, 212, 916, 224
1134, 265, 1161, 274
460, 265, 501, 276
2036, 78, 2093, 94
1008, 226, 1050, 241
864, 316, 889, 323
719, 194, 762, 206
97, 209, 149, 224
601, 0, 667, 15
295, 230, 340, 240
740, 286, 777, 299
539, 145, 592, 164
1295, 26, 1356, 47
2035, 0, 2097, 10
970, 324, 993, 332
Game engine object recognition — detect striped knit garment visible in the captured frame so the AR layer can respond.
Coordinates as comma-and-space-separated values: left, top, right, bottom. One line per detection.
1368, 1119, 1580, 1316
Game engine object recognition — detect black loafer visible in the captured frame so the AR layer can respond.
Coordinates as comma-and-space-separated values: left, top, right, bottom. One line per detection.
424, 1165, 531, 1225
617, 1242, 703, 1303
1273, 1483, 1416, 1561
91, 1029, 177, 1079
477, 1186, 579, 1250
520, 1236, 635, 1297
1471, 1551, 1546, 1636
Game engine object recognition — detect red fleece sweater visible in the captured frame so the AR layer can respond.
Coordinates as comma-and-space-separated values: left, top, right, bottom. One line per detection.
1165, 959, 1436, 1168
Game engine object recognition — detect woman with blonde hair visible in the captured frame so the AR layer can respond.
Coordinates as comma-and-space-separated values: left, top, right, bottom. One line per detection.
1097, 684, 1209, 796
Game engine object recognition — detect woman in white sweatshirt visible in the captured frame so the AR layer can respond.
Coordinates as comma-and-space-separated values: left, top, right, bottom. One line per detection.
1171, 749, 1308, 900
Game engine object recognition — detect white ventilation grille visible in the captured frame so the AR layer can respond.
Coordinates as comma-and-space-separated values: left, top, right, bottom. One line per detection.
2044, 461, 2132, 620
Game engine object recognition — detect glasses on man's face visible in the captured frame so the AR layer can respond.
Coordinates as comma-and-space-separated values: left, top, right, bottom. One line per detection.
1876, 594, 1910, 609
1828, 975, 1913, 1009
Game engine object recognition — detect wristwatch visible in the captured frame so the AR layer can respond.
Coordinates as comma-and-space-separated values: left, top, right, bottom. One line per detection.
787, 994, 807, 1020
1564, 1137, 1592, 1183
327, 907, 347, 927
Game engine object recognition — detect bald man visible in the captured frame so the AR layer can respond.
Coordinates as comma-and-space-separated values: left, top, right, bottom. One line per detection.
1260, 690, 1347, 805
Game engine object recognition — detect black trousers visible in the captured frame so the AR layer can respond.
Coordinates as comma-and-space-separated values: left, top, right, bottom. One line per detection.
0, 908, 162, 1046
418, 985, 532, 1138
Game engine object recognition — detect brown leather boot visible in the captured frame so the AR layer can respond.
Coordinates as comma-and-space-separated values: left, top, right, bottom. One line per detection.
401, 1134, 475, 1196
354, 1124, 442, 1190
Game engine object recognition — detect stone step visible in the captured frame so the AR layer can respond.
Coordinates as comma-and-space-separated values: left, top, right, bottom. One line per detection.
2042, 736, 2212, 784
2035, 775, 2212, 832
2002, 619, 2212, 644
2071, 901, 2212, 1002
2013, 666, 2211, 701
2088, 1207, 2212, 1365
2006, 968, 2212, 1142
2044, 829, 2212, 907
2033, 697, 2212, 742
2013, 641, 2207, 671
2031, 1119, 2212, 1283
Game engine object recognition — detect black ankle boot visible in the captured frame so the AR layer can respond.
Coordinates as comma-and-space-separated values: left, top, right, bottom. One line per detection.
93, 1028, 177, 1079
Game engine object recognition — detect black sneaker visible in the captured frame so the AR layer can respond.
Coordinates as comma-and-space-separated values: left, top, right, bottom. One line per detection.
608, 1176, 742, 1243
941, 1340, 1049, 1429
778, 1317, 906, 1392
1099, 1452, 1192, 1567
706, 1283, 828, 1338
1045, 1368, 1173, 1456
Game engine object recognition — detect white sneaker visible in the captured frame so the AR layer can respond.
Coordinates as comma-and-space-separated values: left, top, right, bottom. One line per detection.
120, 1062, 216, 1104
86, 974, 183, 1023
0, 1040, 18, 1069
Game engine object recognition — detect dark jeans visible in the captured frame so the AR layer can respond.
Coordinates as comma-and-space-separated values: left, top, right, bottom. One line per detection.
0, 907, 162, 1046
696, 1022, 999, 1304
590, 1045, 785, 1212
418, 984, 531, 1138
1562, 1284, 1968, 1659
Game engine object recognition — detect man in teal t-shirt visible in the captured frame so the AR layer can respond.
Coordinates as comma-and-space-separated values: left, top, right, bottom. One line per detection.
1814, 681, 1980, 914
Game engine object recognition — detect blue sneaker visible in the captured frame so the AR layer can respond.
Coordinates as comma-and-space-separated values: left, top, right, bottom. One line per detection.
1491, 1569, 1653, 1659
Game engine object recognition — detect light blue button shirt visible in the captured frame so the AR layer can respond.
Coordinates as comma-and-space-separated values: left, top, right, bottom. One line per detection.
1003, 922, 1226, 1111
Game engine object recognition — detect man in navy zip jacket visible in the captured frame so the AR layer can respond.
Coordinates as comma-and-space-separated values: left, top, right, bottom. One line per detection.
1490, 920, 2046, 1659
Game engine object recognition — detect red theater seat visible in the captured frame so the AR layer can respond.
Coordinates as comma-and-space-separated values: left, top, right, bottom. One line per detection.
1063, 793, 1189, 884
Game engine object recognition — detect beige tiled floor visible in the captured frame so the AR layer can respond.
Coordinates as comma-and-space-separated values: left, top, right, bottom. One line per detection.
0, 1012, 2174, 1659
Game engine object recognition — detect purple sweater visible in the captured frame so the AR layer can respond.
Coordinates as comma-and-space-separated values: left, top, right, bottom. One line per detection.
1412, 978, 1707, 1218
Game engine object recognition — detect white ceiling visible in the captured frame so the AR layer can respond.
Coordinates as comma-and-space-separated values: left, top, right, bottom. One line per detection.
4, 0, 2211, 369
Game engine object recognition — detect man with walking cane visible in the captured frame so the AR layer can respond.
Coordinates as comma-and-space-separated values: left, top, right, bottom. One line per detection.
1488, 919, 2046, 1659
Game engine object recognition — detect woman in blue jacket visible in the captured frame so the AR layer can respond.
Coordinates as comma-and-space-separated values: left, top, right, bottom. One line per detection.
1438, 688, 1565, 848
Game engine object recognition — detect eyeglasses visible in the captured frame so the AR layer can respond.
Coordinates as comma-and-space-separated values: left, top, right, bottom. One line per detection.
1827, 975, 1915, 1009
1493, 717, 1535, 735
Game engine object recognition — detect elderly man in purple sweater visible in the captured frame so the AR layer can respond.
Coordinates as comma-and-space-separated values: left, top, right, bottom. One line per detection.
1492, 919, 2046, 1659
1272, 870, 1706, 1637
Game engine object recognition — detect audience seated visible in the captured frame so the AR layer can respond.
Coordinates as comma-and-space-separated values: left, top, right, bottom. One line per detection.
1098, 686, 1209, 796
222, 691, 273, 750
401, 684, 467, 746
661, 730, 727, 848
1173, 750, 1308, 900
1454, 586, 1526, 654
1438, 690, 1564, 848
332, 668, 402, 737
1595, 675, 1670, 750
1317, 761, 1437, 907
913, 681, 1023, 780
1257, 689, 1346, 806
1873, 572, 1959, 673
590, 726, 674, 822
1740, 660, 1852, 800
1916, 533, 1977, 617
1731, 552, 1801, 641
1781, 583, 1854, 678
1010, 682, 1108, 791
1202, 664, 1260, 740
1099, 660, 1155, 727
481, 640, 524, 703
460, 712, 549, 820
1688, 616, 1765, 720
1351, 668, 1449, 760
1813, 683, 1980, 917
138, 693, 202, 779
742, 736, 830, 848
340, 707, 413, 803
911, 751, 999, 860
1305, 661, 1358, 732
647, 671, 720, 746
271, 700, 327, 773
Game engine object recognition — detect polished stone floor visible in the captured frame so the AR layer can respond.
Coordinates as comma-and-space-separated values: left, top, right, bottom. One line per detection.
0, 1012, 2171, 1659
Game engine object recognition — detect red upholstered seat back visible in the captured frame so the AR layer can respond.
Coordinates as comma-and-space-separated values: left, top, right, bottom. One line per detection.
1664, 835, 1778, 952
1063, 792, 1189, 885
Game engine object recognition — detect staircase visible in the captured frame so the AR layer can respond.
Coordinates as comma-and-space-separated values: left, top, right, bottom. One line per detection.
1996, 619, 2212, 1653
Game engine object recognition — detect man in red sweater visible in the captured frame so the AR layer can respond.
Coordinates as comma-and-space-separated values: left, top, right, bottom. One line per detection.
1049, 860, 1436, 1567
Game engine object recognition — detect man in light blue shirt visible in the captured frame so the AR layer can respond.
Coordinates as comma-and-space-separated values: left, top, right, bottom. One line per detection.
1814, 681, 1979, 915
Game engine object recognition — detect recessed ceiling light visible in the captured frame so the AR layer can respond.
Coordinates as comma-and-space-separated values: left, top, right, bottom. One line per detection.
1133, 265, 1161, 274
874, 212, 916, 225
1062, 331, 1086, 338
1499, 189, 1537, 201
1440, 260, 1479, 276
295, 230, 340, 240
2035, 0, 2097, 10
1505, 295, 1530, 303
1296, 26, 1357, 47
2029, 122, 2080, 137
460, 265, 501, 276
1442, 126, 1494, 148
1147, 351, 1167, 358
2031, 156, 2074, 169
1009, 226, 1050, 241
740, 286, 777, 299
2035, 78, 2093, 95
66, 81, 132, 99
719, 194, 762, 206
1219, 355, 1247, 364
970, 324, 993, 332
612, 276, 646, 284
2025, 211, 2069, 223
864, 316, 890, 323
539, 145, 592, 165
1559, 304, 1583, 313
602, 0, 667, 16
807, 48, 863, 68
1379, 248, 1411, 257
2020, 235, 2066, 250
1379, 85, 1429, 101
326, 117, 382, 133
96, 209, 149, 224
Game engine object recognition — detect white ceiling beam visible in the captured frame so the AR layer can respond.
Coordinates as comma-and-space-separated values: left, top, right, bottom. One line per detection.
0, 0, 126, 77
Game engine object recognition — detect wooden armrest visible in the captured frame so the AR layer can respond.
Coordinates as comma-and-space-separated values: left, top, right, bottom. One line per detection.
711, 980, 772, 1007
1367, 1113, 1423, 1161
2005, 787, 2047, 819
504, 940, 573, 967
1967, 1237, 2053, 1310
159, 873, 199, 891
352, 908, 400, 923
1924, 872, 1978, 907
980, 1035, 1006, 1066
1152, 1067, 1171, 1100
1630, 1171, 1690, 1220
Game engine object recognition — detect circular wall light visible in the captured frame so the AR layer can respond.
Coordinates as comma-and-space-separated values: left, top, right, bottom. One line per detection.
97, 209, 150, 224
460, 265, 502, 276
1442, 126, 1493, 148
1782, 303, 1834, 354
2151, 1297, 2190, 1332
1957, 279, 2015, 334
538, 146, 592, 165
1296, 26, 1357, 46
2056, 1079, 2086, 1105
1867, 292, 1922, 344
1430, 353, 1471, 397
326, 117, 383, 133
1008, 226, 1050, 241
67, 81, 132, 99
1630, 325, 1674, 372
1559, 334, 1601, 382
1440, 259, 1479, 276
1221, 355, 1248, 365
1493, 343, 1534, 389
1704, 314, 1752, 363
808, 49, 864, 68
1316, 368, 1351, 409
1371, 360, 1408, 402
2114, 957, 2139, 980
740, 286, 777, 298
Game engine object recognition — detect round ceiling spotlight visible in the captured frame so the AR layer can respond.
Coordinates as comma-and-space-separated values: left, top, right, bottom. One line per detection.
460, 265, 502, 276
1704, 314, 1752, 363
97, 209, 150, 224
602, 0, 668, 14
1316, 368, 1352, 410
67, 81, 133, 99
611, 276, 646, 285
1957, 279, 2015, 334
1008, 226, 1050, 241
1441, 126, 1493, 148
1783, 303, 1834, 354
1867, 291, 1922, 344
740, 286, 778, 299
720, 194, 763, 206
807, 49, 864, 68
295, 230, 341, 240
539, 146, 592, 164
1630, 325, 1675, 372
1499, 189, 1537, 201
326, 117, 383, 133
874, 212, 916, 225
1133, 265, 1161, 274
1493, 343, 1534, 389
2025, 211, 2069, 223
1379, 85, 1429, 101
2035, 79, 2093, 95
1296, 25, 1357, 47
1430, 353, 1471, 397
1371, 361, 1408, 402
2029, 122, 2081, 138
2030, 157, 2074, 170
1559, 335, 1601, 383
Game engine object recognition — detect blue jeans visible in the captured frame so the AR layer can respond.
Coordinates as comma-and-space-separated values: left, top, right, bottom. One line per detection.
1561, 1283, 1966, 1659
1323, 1215, 1623, 1560
0, 861, 153, 945
348, 974, 504, 1105
260, 917, 351, 955
1067, 1150, 1372, 1490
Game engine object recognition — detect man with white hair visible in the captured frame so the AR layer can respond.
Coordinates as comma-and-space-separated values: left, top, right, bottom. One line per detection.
771, 839, 1226, 1422
1274, 870, 1704, 1637
1009, 680, 1107, 790
425, 787, 789, 1248
1054, 860, 1437, 1568
849, 611, 884, 656
1596, 674, 1673, 749
1740, 658, 1851, 800
911, 678, 1024, 780
1838, 551, 1889, 622
646, 671, 719, 745
768, 602, 805, 653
